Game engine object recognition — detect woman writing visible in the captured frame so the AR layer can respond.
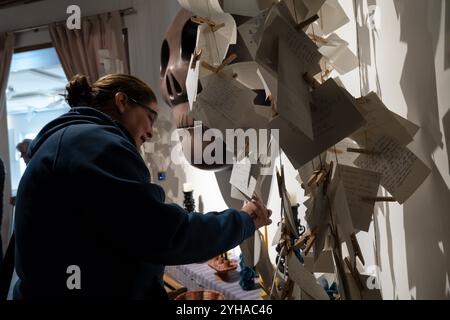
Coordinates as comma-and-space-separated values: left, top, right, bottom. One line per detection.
13, 74, 272, 300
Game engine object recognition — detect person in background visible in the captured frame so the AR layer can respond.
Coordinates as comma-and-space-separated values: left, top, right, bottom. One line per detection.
9, 139, 33, 207
13, 74, 272, 300
16, 139, 32, 166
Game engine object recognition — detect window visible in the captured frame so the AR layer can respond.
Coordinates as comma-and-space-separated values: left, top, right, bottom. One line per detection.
6, 46, 69, 193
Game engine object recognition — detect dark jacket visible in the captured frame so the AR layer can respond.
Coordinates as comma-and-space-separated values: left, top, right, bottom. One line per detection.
13, 107, 255, 300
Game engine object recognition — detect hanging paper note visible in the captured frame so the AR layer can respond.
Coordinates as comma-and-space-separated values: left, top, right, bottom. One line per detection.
354, 136, 431, 204
334, 164, 381, 232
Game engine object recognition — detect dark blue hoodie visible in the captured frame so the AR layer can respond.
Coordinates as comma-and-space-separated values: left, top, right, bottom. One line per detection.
13, 107, 255, 300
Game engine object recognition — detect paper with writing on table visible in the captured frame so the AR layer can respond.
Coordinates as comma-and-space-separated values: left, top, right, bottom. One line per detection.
334, 164, 381, 232
230, 157, 257, 199
221, 0, 273, 17
256, 15, 322, 77
317, 0, 349, 35
277, 39, 314, 140
352, 92, 418, 147
354, 136, 431, 204
269, 79, 365, 169
287, 253, 330, 300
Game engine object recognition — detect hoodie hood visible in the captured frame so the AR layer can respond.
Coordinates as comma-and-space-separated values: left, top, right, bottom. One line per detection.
28, 107, 135, 159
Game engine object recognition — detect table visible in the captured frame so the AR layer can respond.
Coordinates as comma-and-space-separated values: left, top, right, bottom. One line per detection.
165, 262, 261, 300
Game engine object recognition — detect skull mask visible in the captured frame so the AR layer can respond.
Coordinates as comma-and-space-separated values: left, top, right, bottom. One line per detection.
159, 9, 255, 171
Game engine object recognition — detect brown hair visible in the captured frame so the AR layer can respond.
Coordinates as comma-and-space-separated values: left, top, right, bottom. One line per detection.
66, 74, 157, 114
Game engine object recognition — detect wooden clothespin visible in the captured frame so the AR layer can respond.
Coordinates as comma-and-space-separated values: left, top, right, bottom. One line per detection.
350, 233, 365, 266
190, 49, 203, 70
216, 53, 237, 73
211, 22, 225, 33
296, 14, 320, 31
362, 196, 396, 203
201, 61, 218, 73
191, 16, 225, 33
200, 54, 237, 74
294, 227, 318, 255
191, 16, 216, 28
346, 148, 379, 156
344, 257, 365, 291
304, 227, 318, 256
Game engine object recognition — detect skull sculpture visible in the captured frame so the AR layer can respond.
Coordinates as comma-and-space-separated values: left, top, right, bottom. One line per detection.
160, 8, 197, 129
160, 9, 229, 171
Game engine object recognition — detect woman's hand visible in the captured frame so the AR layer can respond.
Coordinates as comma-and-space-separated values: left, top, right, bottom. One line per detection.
241, 195, 272, 230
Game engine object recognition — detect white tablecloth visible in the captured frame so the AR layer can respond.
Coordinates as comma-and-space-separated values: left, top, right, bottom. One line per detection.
165, 263, 261, 300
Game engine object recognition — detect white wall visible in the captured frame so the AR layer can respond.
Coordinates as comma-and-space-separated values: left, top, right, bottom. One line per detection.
0, 0, 449, 299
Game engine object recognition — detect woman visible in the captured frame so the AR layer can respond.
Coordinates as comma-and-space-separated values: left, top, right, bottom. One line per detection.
13, 74, 272, 300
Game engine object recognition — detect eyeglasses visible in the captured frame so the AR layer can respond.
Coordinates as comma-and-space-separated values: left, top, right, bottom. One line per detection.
129, 97, 158, 125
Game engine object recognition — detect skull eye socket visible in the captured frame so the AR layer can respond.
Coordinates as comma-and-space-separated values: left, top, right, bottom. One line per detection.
160, 39, 170, 78
181, 19, 198, 61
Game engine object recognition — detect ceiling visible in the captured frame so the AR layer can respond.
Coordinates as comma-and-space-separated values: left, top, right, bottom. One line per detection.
0, 0, 43, 10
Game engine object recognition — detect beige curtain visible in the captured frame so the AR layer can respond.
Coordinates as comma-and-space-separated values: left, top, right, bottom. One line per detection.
49, 11, 129, 83
0, 32, 14, 253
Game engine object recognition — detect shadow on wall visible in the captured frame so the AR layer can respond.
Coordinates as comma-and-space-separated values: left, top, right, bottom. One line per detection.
444, 111, 450, 175
354, 0, 372, 96
395, 0, 450, 299
446, 0, 450, 70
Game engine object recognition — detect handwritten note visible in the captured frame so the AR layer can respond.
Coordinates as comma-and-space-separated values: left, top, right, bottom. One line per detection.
352, 92, 417, 147
334, 164, 381, 232
194, 69, 257, 131
256, 14, 321, 76
269, 79, 365, 169
354, 136, 431, 204
278, 39, 314, 139
238, 9, 269, 59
